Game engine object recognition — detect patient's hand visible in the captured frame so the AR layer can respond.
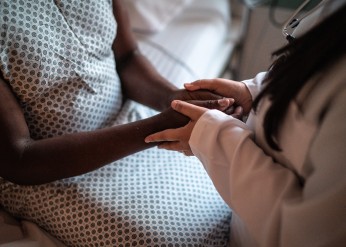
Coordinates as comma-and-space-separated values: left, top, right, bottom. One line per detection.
170, 88, 225, 107
171, 88, 220, 102
145, 99, 243, 156
184, 78, 253, 115
170, 88, 241, 117
146, 100, 205, 156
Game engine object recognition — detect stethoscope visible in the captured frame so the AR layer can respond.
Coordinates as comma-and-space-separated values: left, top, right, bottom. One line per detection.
282, 0, 327, 42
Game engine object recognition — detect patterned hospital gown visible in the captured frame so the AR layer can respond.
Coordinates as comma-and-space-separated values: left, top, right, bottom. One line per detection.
0, 0, 231, 246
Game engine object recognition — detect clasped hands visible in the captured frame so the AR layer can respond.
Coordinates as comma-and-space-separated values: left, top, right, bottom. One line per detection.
145, 78, 252, 156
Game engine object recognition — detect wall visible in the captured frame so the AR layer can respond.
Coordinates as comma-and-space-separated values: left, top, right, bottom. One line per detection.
238, 6, 293, 80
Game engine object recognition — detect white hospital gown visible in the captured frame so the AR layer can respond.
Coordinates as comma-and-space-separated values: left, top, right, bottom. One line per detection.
0, 0, 231, 246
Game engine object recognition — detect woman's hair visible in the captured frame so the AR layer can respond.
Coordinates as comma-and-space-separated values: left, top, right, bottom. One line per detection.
253, 4, 346, 150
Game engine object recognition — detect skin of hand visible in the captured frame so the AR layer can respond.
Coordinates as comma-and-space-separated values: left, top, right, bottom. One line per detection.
169, 89, 230, 111
145, 99, 243, 156
184, 78, 253, 115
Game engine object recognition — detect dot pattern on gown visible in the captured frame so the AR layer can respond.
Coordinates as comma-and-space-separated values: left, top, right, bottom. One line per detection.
0, 0, 232, 246
1, 144, 231, 246
0, 0, 121, 139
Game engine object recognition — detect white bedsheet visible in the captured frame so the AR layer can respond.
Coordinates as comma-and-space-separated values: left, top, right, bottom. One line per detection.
136, 0, 237, 88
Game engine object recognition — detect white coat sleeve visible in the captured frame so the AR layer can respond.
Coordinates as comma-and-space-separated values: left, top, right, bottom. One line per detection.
189, 110, 300, 246
242, 72, 267, 100
189, 86, 346, 247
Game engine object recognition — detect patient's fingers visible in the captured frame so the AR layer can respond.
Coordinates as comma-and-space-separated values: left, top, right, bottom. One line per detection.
192, 98, 234, 112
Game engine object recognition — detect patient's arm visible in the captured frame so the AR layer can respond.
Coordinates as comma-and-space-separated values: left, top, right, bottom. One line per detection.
112, 0, 227, 111
0, 76, 188, 185
0, 76, 232, 185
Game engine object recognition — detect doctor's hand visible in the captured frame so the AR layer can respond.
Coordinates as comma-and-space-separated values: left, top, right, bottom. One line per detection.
145, 100, 243, 156
145, 100, 207, 156
184, 78, 253, 116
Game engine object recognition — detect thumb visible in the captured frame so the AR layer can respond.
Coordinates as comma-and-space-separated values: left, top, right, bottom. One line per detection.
184, 83, 200, 91
171, 100, 207, 121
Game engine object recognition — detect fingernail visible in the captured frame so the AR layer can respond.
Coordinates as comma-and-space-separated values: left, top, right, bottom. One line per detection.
171, 100, 178, 108
218, 98, 230, 107
235, 106, 243, 114
184, 83, 197, 90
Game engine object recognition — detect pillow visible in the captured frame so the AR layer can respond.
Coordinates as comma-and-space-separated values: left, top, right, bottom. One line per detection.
124, 0, 193, 33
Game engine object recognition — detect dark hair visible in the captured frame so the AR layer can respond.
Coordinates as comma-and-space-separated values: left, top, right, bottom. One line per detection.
253, 3, 346, 150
